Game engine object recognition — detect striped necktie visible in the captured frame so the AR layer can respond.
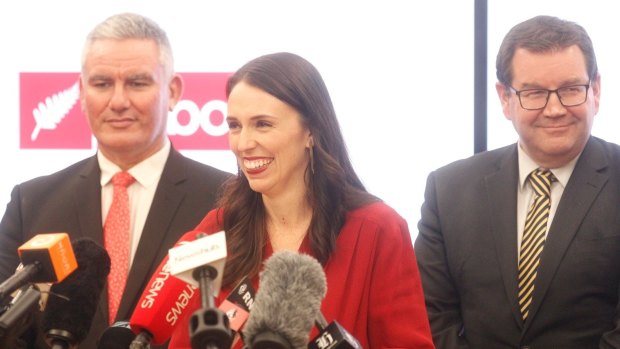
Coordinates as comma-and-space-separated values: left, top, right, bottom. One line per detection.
518, 169, 555, 320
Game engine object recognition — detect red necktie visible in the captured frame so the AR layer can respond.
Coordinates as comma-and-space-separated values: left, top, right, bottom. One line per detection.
104, 171, 135, 324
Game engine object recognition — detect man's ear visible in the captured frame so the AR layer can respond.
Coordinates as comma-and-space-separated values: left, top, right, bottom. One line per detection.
496, 82, 513, 120
168, 74, 184, 111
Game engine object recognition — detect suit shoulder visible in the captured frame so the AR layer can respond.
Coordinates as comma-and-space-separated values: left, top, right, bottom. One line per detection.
347, 201, 407, 230
16, 157, 95, 189
170, 152, 233, 183
342, 202, 413, 248
181, 156, 232, 178
592, 136, 620, 154
433, 143, 516, 177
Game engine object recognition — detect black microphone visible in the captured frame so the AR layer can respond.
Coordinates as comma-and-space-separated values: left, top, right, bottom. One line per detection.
0, 284, 41, 347
242, 251, 327, 349
219, 275, 255, 340
308, 314, 362, 349
41, 238, 111, 349
0, 233, 77, 302
98, 321, 137, 349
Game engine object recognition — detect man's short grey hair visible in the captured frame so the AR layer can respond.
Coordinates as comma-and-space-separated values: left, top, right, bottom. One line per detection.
81, 12, 174, 78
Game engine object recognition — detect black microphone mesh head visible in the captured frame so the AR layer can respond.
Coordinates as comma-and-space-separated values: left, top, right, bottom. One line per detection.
243, 251, 327, 349
97, 321, 136, 349
41, 238, 111, 344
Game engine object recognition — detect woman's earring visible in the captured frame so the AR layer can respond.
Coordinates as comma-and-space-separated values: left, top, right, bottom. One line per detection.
309, 146, 315, 174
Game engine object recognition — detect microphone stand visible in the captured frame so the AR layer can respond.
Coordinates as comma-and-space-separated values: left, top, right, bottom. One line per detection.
0, 262, 41, 303
189, 237, 232, 349
309, 313, 362, 349
129, 331, 153, 349
315, 313, 328, 332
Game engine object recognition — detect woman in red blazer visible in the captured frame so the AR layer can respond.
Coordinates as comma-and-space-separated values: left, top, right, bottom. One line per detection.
168, 52, 434, 349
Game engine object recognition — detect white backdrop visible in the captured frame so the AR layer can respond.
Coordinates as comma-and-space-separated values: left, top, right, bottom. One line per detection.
2, 1, 619, 238
0, 1, 474, 236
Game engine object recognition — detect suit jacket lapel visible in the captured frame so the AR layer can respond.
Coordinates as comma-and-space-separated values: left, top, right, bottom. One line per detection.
74, 156, 109, 327
117, 149, 190, 319
525, 137, 609, 327
484, 144, 523, 327
74, 156, 104, 243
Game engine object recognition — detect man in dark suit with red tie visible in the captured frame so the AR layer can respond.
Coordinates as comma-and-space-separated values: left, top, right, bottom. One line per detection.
415, 16, 620, 348
0, 13, 231, 348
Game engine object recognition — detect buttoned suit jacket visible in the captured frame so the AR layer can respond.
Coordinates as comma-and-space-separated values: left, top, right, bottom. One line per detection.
0, 148, 231, 348
415, 136, 620, 349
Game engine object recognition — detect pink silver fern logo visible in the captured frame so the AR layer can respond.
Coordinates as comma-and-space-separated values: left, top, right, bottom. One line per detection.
31, 81, 80, 141
20, 73, 91, 149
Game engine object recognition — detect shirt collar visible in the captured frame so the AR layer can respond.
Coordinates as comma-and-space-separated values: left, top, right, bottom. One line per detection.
517, 141, 580, 190
99, 139, 171, 187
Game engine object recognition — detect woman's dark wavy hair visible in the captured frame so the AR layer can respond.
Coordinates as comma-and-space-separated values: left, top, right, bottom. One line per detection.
218, 52, 378, 287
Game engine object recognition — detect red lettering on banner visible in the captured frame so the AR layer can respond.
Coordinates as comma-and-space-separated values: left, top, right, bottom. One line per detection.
19, 72, 232, 150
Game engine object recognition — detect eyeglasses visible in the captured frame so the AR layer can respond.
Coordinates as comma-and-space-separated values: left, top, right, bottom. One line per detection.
510, 82, 590, 110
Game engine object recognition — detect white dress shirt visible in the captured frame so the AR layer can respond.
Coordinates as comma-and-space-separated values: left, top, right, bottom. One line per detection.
99, 140, 170, 264
516, 143, 579, 257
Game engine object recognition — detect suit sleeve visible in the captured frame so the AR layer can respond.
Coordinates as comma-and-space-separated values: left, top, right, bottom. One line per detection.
599, 286, 620, 348
0, 185, 27, 281
414, 172, 470, 349
0, 185, 42, 348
